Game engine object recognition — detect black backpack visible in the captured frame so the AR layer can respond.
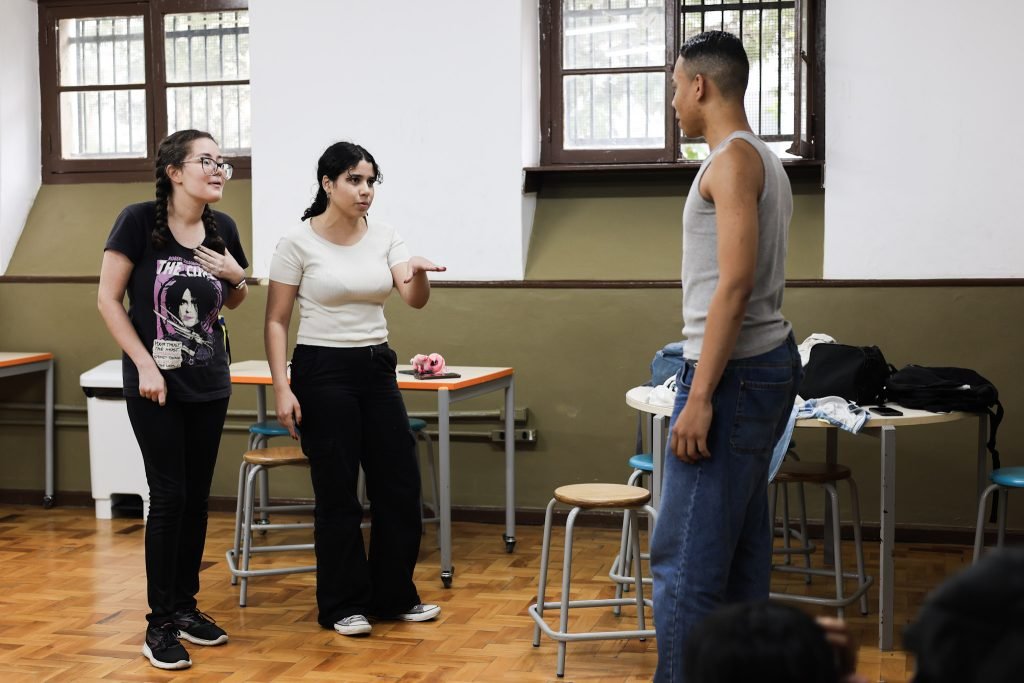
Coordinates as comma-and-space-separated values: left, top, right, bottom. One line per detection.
799, 344, 893, 405
885, 365, 1004, 471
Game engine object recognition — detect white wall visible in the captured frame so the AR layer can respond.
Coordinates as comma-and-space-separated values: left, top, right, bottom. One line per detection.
250, 0, 540, 280
520, 0, 540, 263
824, 0, 1024, 278
0, 0, 42, 275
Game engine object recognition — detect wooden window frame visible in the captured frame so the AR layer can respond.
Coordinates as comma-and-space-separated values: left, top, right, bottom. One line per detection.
38, 0, 250, 184
539, 0, 825, 169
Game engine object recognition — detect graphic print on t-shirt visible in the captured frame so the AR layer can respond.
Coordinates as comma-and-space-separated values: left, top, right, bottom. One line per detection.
152, 256, 223, 370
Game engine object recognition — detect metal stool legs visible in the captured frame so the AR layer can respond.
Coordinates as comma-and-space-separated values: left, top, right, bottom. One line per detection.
974, 483, 1008, 562
529, 489, 658, 678
769, 481, 814, 582
609, 467, 653, 615
770, 469, 872, 618
226, 448, 315, 607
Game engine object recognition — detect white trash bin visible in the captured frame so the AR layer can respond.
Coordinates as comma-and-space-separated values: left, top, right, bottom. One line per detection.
80, 360, 150, 520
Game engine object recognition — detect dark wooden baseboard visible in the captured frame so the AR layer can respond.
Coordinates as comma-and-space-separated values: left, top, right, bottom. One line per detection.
3, 488, 1019, 546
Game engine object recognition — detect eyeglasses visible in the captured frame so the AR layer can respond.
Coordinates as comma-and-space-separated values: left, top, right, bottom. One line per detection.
185, 157, 234, 180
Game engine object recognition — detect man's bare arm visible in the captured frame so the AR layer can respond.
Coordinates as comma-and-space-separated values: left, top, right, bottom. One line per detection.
670, 140, 763, 462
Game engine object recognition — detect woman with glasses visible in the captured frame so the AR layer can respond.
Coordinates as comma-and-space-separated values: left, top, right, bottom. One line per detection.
265, 141, 445, 638
98, 129, 248, 671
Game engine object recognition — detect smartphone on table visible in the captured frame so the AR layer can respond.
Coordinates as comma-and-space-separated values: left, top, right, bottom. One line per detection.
871, 405, 903, 416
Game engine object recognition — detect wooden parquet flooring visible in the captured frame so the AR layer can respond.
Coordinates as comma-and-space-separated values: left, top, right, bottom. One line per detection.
0, 505, 973, 681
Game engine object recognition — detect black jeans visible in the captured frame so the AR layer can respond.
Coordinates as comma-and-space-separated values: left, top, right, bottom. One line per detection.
126, 396, 229, 625
290, 343, 423, 627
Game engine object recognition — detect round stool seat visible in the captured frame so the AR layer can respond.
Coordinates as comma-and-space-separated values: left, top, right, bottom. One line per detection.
628, 453, 654, 472
554, 483, 651, 509
774, 461, 851, 484
243, 446, 308, 468
249, 420, 290, 436
409, 417, 428, 432
991, 466, 1024, 488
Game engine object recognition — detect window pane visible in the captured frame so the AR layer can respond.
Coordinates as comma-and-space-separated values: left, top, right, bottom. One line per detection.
167, 85, 251, 153
59, 89, 147, 158
563, 73, 664, 150
165, 11, 250, 83
58, 16, 145, 86
682, 3, 795, 140
563, 0, 665, 69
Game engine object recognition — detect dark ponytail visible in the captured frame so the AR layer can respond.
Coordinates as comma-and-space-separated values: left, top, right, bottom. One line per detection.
152, 129, 226, 253
301, 187, 330, 222
300, 141, 382, 221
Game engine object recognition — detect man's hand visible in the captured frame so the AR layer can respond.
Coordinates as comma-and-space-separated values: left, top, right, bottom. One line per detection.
670, 396, 712, 463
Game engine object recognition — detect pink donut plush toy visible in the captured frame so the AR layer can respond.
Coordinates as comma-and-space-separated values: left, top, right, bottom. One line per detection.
410, 353, 446, 377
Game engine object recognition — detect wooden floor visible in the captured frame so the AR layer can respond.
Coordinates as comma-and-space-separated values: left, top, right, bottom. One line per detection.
0, 504, 971, 682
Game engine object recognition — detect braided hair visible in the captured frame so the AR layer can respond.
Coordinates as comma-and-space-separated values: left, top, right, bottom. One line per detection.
300, 142, 382, 221
152, 129, 227, 254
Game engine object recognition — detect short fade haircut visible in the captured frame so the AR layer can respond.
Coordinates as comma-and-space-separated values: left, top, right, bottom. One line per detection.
679, 30, 749, 100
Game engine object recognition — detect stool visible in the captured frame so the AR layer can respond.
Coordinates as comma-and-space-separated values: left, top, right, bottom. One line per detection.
768, 462, 873, 618
248, 419, 290, 449
247, 420, 291, 525
769, 450, 814, 579
529, 483, 658, 678
226, 446, 315, 607
973, 466, 1024, 562
608, 454, 654, 614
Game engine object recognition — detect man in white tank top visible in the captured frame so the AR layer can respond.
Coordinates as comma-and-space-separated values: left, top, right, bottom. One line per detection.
649, 31, 803, 683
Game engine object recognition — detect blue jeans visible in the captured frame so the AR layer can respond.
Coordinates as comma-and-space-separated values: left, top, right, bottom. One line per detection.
650, 335, 801, 683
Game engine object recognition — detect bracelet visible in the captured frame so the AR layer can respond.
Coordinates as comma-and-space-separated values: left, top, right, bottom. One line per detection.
232, 278, 247, 290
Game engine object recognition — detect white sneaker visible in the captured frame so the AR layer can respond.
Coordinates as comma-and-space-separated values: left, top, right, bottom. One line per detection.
397, 604, 441, 622
334, 615, 372, 636
648, 375, 678, 407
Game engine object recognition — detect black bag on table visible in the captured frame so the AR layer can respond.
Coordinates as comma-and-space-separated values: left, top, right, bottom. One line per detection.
799, 344, 893, 405
885, 365, 1004, 471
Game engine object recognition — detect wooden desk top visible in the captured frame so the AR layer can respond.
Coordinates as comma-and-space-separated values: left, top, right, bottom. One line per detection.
0, 352, 54, 369
230, 360, 513, 392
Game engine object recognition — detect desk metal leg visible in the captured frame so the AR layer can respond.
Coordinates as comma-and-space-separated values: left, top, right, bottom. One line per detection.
823, 429, 838, 565
43, 360, 55, 508
256, 386, 267, 423
976, 415, 988, 503
879, 425, 896, 651
502, 378, 516, 553
651, 415, 666, 511
438, 388, 453, 587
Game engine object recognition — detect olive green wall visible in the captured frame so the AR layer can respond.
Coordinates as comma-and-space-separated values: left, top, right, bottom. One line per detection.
3, 182, 253, 277
526, 178, 824, 280
1, 181, 1018, 533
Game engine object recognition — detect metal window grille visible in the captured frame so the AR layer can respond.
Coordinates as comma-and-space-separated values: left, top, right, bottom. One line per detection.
679, 0, 796, 159
53, 8, 250, 162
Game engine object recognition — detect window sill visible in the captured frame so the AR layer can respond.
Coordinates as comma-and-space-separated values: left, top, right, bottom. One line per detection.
523, 159, 823, 194
41, 166, 252, 185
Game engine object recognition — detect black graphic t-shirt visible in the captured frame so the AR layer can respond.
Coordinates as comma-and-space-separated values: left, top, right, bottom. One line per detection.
105, 201, 249, 402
